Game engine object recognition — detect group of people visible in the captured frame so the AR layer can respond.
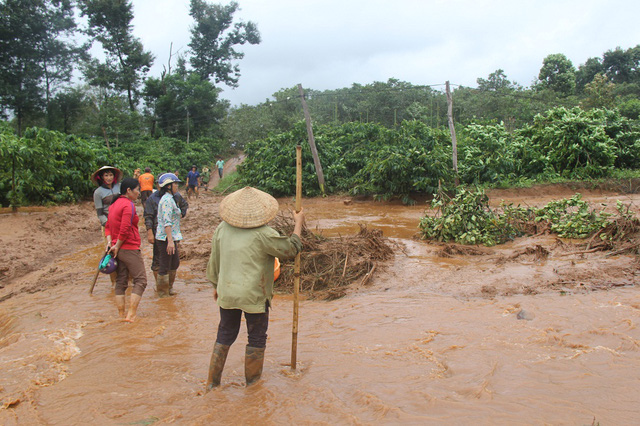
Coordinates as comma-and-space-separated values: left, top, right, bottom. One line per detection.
91, 163, 305, 387
92, 166, 187, 321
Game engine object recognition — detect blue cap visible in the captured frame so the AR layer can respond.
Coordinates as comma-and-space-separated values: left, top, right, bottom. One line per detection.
158, 173, 182, 187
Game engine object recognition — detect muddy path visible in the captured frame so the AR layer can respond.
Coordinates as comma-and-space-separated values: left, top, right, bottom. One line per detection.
1, 185, 640, 424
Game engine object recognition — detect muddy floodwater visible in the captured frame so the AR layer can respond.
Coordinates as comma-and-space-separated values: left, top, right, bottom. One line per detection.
1, 186, 640, 424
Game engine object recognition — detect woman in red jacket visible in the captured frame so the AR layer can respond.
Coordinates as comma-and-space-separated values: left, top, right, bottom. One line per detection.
105, 178, 148, 322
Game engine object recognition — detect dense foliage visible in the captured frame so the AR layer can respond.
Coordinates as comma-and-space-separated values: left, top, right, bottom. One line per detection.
237, 106, 640, 202
238, 121, 454, 201
2, 0, 639, 207
419, 188, 632, 246
419, 188, 529, 246
0, 124, 96, 205
0, 124, 220, 207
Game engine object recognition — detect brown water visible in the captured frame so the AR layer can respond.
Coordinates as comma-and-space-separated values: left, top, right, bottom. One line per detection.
1, 193, 640, 424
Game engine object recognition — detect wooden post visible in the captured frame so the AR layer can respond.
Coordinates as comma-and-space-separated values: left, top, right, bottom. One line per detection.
446, 81, 459, 185
291, 145, 302, 370
11, 154, 17, 212
297, 84, 326, 196
186, 110, 190, 144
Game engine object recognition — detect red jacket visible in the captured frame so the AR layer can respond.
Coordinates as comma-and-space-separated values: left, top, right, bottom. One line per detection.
105, 197, 141, 250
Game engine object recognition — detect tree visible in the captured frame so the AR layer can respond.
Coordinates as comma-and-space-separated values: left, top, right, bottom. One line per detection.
188, 0, 260, 87
39, 0, 86, 127
581, 74, 616, 110
80, 0, 154, 111
575, 57, 604, 93
477, 69, 518, 91
48, 86, 91, 134
144, 57, 226, 139
537, 53, 576, 95
0, 0, 83, 135
602, 45, 640, 84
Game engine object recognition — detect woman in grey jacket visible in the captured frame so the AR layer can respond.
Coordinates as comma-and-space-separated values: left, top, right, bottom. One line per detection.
92, 166, 123, 229
92, 166, 122, 286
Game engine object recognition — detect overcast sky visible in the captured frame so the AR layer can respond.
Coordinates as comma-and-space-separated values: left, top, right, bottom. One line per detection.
129, 0, 640, 106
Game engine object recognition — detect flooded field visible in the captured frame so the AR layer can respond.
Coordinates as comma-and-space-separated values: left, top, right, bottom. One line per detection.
1, 185, 639, 424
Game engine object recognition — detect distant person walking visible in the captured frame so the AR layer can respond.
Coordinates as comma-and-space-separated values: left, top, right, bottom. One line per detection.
105, 178, 147, 322
138, 167, 154, 204
155, 173, 184, 296
216, 158, 225, 179
186, 165, 201, 200
201, 167, 211, 191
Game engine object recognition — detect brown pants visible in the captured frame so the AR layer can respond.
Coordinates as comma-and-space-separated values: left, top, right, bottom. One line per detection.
115, 249, 148, 296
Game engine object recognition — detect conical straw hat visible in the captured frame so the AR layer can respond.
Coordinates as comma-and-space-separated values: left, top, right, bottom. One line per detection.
91, 165, 122, 184
219, 187, 279, 228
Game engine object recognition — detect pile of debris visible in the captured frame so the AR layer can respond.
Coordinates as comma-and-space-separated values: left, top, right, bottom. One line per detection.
272, 215, 395, 300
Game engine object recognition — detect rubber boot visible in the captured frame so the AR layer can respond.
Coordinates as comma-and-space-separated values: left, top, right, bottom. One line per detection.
168, 270, 178, 296
156, 274, 170, 297
125, 293, 142, 322
206, 343, 230, 390
115, 295, 126, 318
245, 346, 265, 386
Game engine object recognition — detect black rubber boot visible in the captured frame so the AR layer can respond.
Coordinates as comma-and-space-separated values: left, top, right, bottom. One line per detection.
206, 343, 231, 390
245, 346, 265, 386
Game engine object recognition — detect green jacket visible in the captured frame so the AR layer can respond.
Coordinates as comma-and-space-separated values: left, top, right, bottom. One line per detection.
206, 221, 302, 313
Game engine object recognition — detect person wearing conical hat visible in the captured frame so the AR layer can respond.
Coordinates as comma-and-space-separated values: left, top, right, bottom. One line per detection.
92, 166, 123, 229
206, 187, 304, 389
92, 166, 123, 287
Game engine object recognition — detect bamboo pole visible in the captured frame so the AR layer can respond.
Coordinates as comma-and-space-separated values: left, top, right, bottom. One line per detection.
291, 145, 302, 370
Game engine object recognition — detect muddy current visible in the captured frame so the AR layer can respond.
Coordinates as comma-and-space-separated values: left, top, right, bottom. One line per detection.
1, 187, 640, 424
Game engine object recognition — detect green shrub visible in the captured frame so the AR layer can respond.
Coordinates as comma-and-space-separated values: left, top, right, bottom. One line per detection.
419, 187, 530, 246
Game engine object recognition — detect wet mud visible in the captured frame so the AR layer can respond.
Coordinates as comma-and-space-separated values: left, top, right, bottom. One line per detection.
1, 185, 640, 424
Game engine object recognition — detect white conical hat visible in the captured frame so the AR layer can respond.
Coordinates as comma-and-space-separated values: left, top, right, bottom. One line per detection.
219, 187, 279, 228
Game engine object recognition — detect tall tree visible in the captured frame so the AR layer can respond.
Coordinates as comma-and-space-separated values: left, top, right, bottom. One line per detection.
40, 0, 86, 127
188, 0, 260, 87
80, 0, 154, 111
144, 57, 226, 139
575, 57, 604, 93
477, 69, 519, 91
581, 73, 616, 109
0, 0, 83, 135
48, 86, 91, 134
537, 53, 576, 95
602, 45, 640, 85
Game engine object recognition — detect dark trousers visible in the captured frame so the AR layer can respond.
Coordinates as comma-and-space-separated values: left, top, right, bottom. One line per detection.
140, 190, 152, 204
156, 239, 180, 275
151, 239, 161, 271
216, 305, 270, 348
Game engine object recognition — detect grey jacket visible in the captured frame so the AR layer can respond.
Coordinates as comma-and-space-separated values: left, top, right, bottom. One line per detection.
93, 183, 121, 226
